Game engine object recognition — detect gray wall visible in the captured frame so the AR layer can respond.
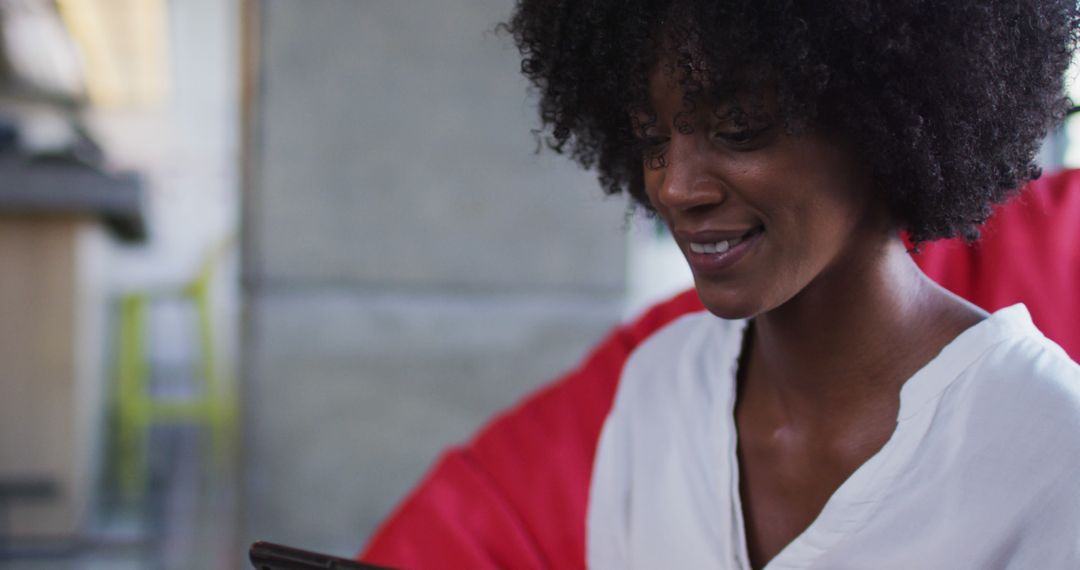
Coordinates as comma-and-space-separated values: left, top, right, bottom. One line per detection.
243, 0, 628, 557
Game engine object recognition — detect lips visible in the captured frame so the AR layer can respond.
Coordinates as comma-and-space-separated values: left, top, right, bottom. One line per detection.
689, 234, 745, 254
677, 225, 765, 275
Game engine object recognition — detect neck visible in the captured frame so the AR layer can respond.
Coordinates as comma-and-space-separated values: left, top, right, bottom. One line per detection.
743, 234, 981, 431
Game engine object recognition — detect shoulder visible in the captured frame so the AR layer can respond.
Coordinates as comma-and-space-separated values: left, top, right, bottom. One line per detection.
963, 306, 1080, 414
614, 312, 744, 413
955, 334, 1080, 556
945, 310, 1080, 472
589, 312, 746, 568
621, 311, 720, 375
965, 330, 1080, 433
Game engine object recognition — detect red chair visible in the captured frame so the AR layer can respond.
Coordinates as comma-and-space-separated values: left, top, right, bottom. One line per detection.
360, 168, 1080, 569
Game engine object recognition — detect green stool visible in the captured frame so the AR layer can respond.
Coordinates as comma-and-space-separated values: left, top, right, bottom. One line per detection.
112, 239, 236, 498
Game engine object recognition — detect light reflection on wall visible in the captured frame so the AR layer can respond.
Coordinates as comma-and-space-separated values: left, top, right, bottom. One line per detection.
56, 0, 169, 108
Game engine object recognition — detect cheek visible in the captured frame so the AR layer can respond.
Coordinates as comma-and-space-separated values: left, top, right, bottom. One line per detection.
641, 167, 667, 214
766, 144, 873, 242
750, 163, 871, 285
770, 190, 865, 262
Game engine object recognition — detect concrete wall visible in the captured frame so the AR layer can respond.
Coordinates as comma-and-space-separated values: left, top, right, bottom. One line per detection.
243, 0, 628, 556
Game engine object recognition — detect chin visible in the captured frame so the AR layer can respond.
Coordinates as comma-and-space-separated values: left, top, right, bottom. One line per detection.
693, 283, 764, 321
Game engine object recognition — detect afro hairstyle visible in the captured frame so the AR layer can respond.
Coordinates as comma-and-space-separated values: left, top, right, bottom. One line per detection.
503, 0, 1080, 243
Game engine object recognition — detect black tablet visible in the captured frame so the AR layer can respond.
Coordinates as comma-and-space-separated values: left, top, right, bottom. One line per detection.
249, 541, 395, 570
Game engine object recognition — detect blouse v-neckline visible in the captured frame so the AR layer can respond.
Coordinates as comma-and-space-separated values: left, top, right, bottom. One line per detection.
711, 306, 1031, 570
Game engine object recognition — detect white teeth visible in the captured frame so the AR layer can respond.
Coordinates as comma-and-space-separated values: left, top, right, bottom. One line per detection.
690, 238, 742, 254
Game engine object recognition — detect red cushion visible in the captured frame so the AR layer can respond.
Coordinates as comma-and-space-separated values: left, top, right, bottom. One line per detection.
361, 169, 1080, 568
910, 168, 1080, 361
360, 289, 703, 569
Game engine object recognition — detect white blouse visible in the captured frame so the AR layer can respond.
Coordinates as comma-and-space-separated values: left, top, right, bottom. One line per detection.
587, 304, 1080, 569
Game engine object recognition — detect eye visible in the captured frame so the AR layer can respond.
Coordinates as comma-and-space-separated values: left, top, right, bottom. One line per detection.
717, 127, 760, 144
709, 104, 775, 149
710, 123, 775, 150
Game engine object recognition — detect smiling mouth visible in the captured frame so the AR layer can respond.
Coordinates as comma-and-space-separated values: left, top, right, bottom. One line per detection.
687, 226, 765, 254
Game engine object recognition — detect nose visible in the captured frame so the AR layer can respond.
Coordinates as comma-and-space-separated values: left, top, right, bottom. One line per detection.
653, 134, 727, 213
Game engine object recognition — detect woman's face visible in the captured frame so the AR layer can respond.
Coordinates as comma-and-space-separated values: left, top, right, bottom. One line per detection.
639, 69, 889, 319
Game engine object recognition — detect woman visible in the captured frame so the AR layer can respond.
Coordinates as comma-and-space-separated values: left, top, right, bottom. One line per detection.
503, 1, 1080, 568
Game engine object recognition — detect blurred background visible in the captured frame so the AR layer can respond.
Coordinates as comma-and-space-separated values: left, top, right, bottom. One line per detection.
0, 1, 1075, 569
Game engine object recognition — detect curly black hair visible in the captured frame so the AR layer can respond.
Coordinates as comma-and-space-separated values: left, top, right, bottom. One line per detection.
504, 1, 1080, 243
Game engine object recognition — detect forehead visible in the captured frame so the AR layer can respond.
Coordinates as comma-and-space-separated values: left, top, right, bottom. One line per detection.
643, 61, 775, 122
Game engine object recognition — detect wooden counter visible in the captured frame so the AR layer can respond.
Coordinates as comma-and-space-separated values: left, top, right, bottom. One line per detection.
0, 157, 143, 541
